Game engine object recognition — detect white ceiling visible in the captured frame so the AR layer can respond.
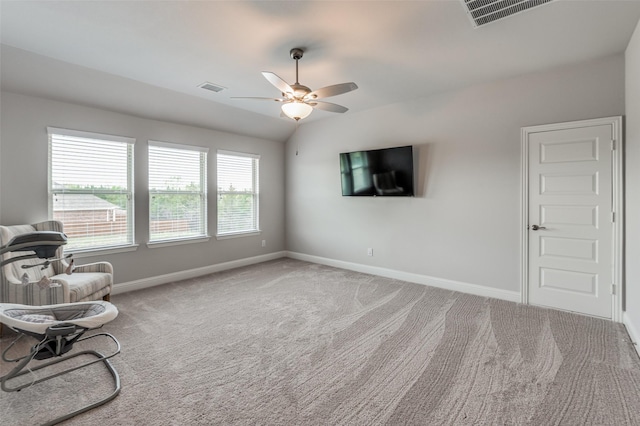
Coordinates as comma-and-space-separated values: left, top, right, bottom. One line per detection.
2, 1, 640, 142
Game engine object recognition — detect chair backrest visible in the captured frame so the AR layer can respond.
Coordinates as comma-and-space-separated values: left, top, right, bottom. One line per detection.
0, 221, 65, 286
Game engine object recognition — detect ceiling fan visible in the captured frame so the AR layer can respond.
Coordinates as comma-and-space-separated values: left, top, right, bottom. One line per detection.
233, 48, 358, 121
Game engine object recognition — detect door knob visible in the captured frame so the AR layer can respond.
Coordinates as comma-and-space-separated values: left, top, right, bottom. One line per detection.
531, 225, 546, 231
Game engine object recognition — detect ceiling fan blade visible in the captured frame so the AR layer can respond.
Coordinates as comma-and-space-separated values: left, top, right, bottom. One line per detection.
309, 101, 349, 113
306, 82, 358, 100
231, 96, 285, 102
262, 72, 293, 95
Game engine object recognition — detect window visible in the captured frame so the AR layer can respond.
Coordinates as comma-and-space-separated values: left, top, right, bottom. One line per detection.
217, 150, 260, 237
48, 127, 135, 252
149, 141, 208, 243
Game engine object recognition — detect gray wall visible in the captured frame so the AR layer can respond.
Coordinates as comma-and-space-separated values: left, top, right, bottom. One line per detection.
625, 20, 640, 338
0, 92, 285, 284
285, 54, 625, 293
0, 50, 633, 313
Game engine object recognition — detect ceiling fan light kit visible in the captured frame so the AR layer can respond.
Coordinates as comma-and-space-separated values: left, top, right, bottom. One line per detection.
281, 101, 313, 121
233, 47, 358, 122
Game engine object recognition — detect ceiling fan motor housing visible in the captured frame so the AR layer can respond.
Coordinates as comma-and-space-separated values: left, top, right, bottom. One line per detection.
291, 83, 311, 99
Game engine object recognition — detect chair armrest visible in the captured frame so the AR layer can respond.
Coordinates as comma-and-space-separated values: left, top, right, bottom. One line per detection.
73, 261, 113, 275
3, 279, 70, 305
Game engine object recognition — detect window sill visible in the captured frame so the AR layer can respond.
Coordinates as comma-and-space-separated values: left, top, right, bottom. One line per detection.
216, 230, 261, 240
69, 244, 139, 258
147, 236, 211, 249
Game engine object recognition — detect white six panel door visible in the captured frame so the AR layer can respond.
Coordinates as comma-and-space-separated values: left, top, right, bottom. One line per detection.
528, 124, 613, 318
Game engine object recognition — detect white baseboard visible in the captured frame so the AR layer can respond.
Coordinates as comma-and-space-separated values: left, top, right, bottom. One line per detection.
623, 312, 640, 359
286, 251, 521, 303
113, 249, 520, 303
112, 251, 287, 295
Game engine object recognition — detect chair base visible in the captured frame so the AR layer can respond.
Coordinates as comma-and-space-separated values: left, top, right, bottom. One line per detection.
1, 330, 121, 425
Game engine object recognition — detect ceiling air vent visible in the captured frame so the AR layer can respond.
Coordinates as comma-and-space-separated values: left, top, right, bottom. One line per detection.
198, 82, 226, 93
461, 0, 555, 27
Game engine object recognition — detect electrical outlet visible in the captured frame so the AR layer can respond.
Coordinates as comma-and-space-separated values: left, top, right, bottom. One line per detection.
367, 248, 373, 256
261, 240, 266, 247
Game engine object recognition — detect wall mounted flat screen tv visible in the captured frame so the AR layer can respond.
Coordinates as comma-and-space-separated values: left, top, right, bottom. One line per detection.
340, 145, 414, 196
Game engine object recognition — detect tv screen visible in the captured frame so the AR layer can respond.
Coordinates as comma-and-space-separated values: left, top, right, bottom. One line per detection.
340, 145, 414, 196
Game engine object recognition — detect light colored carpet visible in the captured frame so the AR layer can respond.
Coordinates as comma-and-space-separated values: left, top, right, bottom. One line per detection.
2, 258, 640, 425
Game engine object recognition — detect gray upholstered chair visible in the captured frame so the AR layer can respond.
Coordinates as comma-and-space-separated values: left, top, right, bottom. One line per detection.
0, 220, 113, 306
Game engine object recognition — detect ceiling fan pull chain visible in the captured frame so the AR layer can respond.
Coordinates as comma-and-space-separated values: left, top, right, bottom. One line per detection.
295, 120, 300, 155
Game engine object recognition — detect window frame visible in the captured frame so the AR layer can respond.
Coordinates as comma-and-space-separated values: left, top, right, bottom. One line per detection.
148, 140, 209, 245
47, 126, 136, 254
216, 150, 260, 238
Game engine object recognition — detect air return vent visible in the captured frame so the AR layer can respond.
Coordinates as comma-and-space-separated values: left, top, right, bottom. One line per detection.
461, 0, 555, 27
198, 82, 226, 93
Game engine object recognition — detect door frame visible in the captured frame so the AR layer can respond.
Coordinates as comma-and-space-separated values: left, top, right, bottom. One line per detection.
520, 116, 624, 321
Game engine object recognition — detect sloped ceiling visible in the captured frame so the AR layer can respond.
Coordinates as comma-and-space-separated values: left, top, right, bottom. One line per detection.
2, 1, 640, 142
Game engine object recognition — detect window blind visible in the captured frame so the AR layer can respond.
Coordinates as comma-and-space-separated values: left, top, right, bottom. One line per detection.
217, 151, 260, 236
48, 127, 135, 251
149, 141, 208, 242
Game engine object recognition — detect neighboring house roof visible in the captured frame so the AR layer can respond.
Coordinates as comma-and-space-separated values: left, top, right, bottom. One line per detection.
52, 193, 122, 212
